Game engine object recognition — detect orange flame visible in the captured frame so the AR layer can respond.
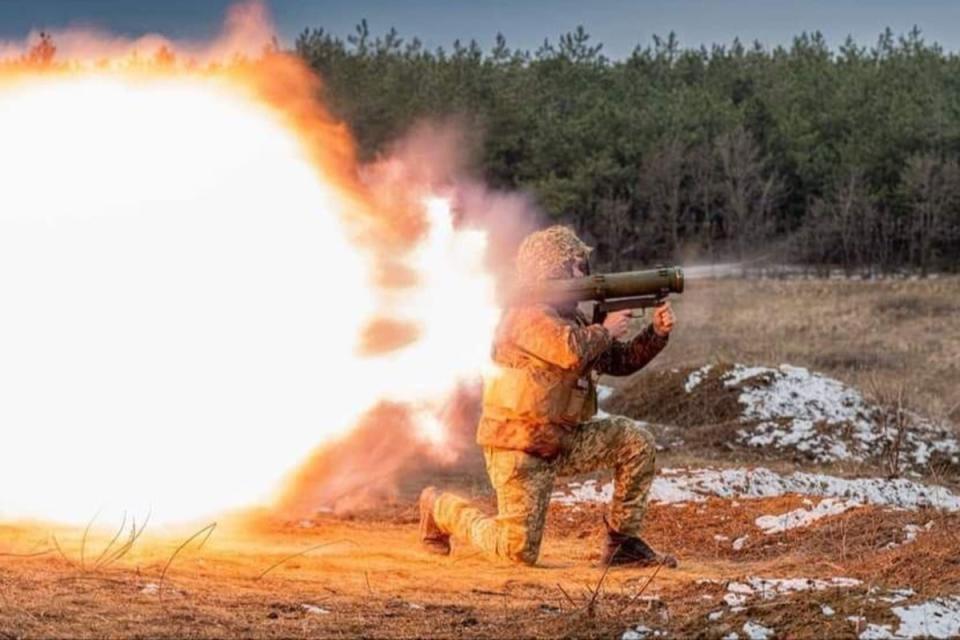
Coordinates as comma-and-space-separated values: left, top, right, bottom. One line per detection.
0, 4, 508, 527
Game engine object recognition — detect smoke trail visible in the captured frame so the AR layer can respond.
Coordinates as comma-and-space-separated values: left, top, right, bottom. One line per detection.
682, 262, 746, 280
275, 121, 542, 516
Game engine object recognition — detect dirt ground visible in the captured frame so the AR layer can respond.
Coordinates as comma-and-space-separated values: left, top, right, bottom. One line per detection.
1, 495, 956, 639
2, 276, 959, 639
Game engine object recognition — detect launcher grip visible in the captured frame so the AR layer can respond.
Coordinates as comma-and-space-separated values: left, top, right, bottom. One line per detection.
591, 294, 667, 325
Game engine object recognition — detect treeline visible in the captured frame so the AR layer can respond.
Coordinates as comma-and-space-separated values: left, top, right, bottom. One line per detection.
296, 24, 960, 273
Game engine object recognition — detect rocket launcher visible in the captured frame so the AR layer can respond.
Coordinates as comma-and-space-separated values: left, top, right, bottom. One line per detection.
514, 266, 685, 324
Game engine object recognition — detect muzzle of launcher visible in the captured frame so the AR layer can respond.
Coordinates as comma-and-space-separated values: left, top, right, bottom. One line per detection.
514, 266, 685, 324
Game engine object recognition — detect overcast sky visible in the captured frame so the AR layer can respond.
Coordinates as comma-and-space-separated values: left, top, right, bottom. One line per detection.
0, 0, 957, 59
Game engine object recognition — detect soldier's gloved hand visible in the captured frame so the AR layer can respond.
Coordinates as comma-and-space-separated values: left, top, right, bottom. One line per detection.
653, 301, 675, 337
602, 309, 632, 339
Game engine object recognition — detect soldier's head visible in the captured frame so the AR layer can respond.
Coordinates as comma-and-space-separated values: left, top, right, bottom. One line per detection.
515, 225, 591, 283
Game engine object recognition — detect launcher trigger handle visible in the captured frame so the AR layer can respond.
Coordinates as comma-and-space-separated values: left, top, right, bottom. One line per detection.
592, 301, 608, 326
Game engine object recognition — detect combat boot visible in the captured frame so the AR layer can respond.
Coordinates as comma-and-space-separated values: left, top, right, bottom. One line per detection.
601, 526, 678, 568
418, 486, 451, 555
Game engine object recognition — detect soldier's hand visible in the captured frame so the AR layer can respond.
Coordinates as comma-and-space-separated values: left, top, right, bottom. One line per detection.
652, 301, 675, 337
602, 309, 632, 339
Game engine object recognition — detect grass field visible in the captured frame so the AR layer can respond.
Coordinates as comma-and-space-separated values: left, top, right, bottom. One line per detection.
659, 275, 960, 421
1, 277, 958, 639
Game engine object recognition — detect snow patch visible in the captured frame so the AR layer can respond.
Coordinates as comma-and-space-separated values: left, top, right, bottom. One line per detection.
878, 588, 916, 604
721, 364, 959, 470
622, 625, 667, 640
722, 576, 860, 608
684, 365, 713, 393
302, 604, 330, 615
755, 498, 859, 534
653, 467, 960, 510
554, 467, 960, 512
597, 384, 616, 402
860, 597, 960, 639
889, 597, 960, 638
725, 365, 776, 388
554, 479, 612, 505
750, 576, 861, 594
885, 522, 934, 550
742, 621, 774, 640
860, 624, 895, 639
737, 577, 860, 599
724, 582, 754, 607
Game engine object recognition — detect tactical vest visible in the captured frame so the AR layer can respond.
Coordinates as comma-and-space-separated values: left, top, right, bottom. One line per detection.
481, 328, 598, 427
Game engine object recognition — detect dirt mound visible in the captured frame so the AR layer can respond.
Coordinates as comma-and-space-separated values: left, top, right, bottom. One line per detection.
549, 468, 960, 639
606, 363, 960, 475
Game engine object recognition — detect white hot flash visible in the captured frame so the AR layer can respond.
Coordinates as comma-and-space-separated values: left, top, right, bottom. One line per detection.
0, 74, 499, 527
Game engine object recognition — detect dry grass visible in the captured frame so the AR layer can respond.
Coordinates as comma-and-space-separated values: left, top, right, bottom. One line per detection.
2, 499, 955, 638
648, 276, 960, 421
3, 276, 960, 638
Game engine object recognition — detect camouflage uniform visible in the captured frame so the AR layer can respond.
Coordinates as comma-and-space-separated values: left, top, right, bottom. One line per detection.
432, 226, 668, 565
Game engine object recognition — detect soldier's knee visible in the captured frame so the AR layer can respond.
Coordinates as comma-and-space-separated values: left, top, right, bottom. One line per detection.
633, 423, 656, 454
611, 416, 656, 451
498, 522, 542, 566
611, 417, 657, 467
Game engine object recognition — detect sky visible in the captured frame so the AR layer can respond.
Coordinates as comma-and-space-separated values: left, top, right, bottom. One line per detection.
0, 0, 958, 59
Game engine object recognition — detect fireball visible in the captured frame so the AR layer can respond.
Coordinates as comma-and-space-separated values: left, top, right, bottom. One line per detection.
0, 26, 500, 526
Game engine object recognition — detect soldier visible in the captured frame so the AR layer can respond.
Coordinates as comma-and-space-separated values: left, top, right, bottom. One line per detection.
419, 225, 677, 567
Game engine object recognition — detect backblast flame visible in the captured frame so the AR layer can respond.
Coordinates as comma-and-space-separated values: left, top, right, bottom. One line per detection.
0, 10, 502, 527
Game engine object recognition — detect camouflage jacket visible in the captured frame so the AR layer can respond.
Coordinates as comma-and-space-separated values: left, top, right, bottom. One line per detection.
477, 304, 668, 458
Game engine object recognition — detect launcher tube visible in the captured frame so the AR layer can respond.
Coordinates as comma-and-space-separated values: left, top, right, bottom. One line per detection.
516, 266, 684, 305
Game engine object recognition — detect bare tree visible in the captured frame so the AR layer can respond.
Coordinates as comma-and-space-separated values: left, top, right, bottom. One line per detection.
803, 171, 879, 275
872, 203, 901, 275
638, 138, 690, 258
592, 197, 634, 269
688, 141, 721, 259
796, 198, 832, 276
902, 153, 960, 276
714, 127, 782, 260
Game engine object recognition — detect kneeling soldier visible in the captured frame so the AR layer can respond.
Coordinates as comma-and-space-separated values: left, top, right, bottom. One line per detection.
420, 225, 677, 567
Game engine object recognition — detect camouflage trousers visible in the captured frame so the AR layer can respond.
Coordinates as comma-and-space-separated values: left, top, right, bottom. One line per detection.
433, 415, 657, 565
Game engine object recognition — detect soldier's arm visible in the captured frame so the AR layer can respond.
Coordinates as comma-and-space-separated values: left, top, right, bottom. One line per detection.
594, 323, 668, 376
507, 305, 612, 371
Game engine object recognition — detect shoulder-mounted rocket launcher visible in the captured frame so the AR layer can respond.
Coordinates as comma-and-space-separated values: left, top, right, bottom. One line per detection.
513, 266, 685, 324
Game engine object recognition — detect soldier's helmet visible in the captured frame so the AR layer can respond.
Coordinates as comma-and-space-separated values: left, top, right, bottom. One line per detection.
515, 225, 592, 282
